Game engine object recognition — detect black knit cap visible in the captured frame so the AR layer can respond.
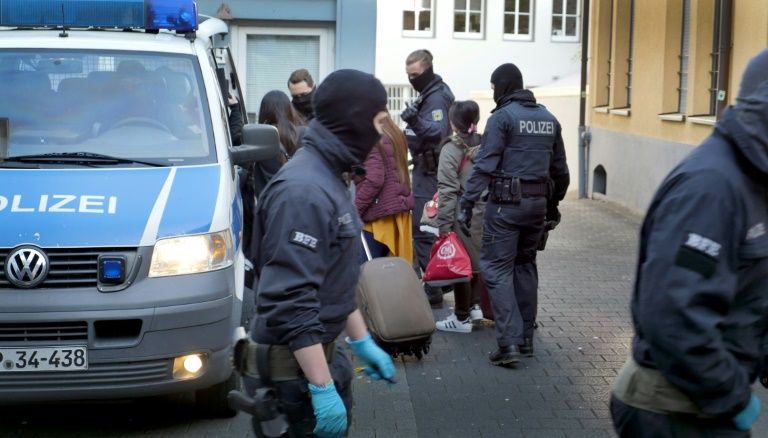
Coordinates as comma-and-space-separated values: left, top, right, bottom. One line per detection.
313, 69, 388, 163
738, 49, 768, 100
490, 63, 524, 104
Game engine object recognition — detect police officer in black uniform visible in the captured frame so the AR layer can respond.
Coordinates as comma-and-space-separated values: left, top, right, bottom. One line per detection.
400, 49, 454, 306
610, 49, 768, 437
460, 63, 569, 366
242, 70, 396, 438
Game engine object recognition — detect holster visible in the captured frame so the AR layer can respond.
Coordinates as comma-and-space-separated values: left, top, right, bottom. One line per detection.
537, 230, 549, 251
229, 339, 337, 437
416, 148, 439, 176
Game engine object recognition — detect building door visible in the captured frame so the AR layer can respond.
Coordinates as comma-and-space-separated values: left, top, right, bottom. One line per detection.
236, 26, 334, 121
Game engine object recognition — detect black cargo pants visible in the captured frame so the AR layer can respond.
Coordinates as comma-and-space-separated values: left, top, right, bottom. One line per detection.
480, 197, 546, 348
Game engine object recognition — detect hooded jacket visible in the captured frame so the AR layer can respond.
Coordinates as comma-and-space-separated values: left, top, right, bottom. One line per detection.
629, 80, 768, 417
436, 133, 485, 271
354, 136, 415, 223
250, 122, 363, 351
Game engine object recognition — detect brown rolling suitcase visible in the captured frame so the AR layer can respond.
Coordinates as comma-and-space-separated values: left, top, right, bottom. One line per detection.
356, 233, 435, 358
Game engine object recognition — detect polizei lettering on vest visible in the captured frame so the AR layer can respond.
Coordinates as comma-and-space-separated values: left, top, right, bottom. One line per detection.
519, 120, 555, 135
0, 195, 118, 214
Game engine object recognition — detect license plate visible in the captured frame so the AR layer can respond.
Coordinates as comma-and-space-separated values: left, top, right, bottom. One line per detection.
0, 346, 88, 372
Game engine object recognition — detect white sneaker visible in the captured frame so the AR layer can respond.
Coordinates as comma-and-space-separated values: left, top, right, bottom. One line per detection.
436, 315, 472, 333
470, 305, 484, 323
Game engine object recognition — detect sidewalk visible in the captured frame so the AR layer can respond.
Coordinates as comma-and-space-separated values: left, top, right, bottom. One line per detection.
350, 199, 768, 438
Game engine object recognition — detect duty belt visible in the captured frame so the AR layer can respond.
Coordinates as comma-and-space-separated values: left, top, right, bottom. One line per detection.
489, 176, 551, 204
612, 356, 714, 418
235, 339, 337, 383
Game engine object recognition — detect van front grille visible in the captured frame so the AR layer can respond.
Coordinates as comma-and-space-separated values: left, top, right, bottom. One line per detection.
0, 247, 135, 289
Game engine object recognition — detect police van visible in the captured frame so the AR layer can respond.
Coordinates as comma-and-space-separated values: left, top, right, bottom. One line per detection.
0, 0, 278, 415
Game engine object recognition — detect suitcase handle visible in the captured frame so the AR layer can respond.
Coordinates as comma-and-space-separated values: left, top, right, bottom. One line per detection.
360, 231, 373, 262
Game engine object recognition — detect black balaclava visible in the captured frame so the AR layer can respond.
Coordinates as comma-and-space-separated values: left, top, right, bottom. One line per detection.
409, 65, 435, 93
313, 69, 388, 163
292, 88, 315, 119
738, 48, 768, 100
490, 63, 524, 104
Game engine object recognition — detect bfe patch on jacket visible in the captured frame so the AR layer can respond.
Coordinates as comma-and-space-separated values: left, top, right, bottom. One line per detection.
674, 232, 721, 278
290, 230, 318, 251
431, 109, 444, 121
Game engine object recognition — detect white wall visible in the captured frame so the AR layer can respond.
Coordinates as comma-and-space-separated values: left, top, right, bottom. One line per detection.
375, 0, 581, 100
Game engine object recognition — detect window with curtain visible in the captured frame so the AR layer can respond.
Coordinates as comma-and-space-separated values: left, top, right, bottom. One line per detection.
552, 0, 580, 42
245, 34, 320, 122
403, 0, 435, 37
503, 0, 533, 41
454, 0, 484, 38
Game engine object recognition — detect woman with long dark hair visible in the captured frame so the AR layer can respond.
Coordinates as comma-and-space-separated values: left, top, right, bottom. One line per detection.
258, 90, 305, 159
251, 90, 306, 197
355, 114, 414, 263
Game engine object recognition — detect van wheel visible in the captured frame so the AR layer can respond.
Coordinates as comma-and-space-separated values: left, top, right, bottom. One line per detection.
195, 373, 239, 418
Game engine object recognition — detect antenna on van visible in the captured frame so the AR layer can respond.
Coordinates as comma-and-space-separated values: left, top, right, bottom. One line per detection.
59, 3, 68, 38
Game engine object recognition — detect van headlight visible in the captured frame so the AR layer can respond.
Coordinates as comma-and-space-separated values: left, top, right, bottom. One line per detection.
149, 231, 234, 277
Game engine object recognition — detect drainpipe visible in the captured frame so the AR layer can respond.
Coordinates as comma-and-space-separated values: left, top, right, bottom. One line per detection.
715, 0, 732, 119
578, 0, 591, 199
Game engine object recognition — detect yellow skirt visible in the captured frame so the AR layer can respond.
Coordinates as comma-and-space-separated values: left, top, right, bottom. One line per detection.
363, 212, 413, 264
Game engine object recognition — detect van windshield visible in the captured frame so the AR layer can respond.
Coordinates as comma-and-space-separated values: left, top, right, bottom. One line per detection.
0, 50, 215, 166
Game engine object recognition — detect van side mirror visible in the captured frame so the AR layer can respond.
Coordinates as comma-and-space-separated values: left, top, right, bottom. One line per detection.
231, 124, 280, 166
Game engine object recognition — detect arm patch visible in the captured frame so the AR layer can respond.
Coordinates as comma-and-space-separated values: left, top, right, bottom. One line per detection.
289, 230, 318, 251
675, 246, 718, 278
431, 109, 444, 121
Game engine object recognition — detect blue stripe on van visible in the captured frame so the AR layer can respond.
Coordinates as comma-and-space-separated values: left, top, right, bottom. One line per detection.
156, 165, 220, 239
0, 168, 170, 247
231, 185, 242, 251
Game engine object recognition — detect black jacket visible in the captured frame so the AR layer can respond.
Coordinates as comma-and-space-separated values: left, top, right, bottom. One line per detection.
249, 121, 361, 351
462, 90, 569, 205
403, 75, 454, 197
631, 81, 768, 417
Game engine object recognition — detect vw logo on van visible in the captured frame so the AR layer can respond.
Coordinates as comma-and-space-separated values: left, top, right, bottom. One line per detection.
4, 246, 49, 288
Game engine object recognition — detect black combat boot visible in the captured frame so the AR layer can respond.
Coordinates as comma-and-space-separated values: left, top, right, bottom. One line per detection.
519, 338, 534, 357
489, 345, 521, 366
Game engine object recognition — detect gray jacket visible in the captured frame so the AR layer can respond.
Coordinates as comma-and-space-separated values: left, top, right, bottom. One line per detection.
436, 135, 485, 271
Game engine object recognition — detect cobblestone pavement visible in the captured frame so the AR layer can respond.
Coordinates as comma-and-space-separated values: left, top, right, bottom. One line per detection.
1, 199, 765, 437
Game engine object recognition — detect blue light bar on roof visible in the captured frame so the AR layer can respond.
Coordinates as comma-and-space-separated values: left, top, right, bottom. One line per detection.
0, 0, 197, 31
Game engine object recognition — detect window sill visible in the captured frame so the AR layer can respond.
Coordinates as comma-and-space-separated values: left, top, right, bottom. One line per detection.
609, 107, 631, 117
452, 32, 485, 40
402, 30, 435, 38
593, 106, 610, 113
502, 34, 534, 42
551, 36, 580, 43
658, 113, 685, 122
687, 115, 716, 126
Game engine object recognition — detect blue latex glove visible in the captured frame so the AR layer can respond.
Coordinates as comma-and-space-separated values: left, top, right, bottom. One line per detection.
308, 381, 347, 438
733, 394, 761, 431
346, 334, 396, 382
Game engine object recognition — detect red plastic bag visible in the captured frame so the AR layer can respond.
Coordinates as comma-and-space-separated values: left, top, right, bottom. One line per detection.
422, 232, 472, 287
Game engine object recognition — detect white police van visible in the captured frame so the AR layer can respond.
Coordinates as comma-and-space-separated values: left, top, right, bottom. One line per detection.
0, 0, 278, 415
